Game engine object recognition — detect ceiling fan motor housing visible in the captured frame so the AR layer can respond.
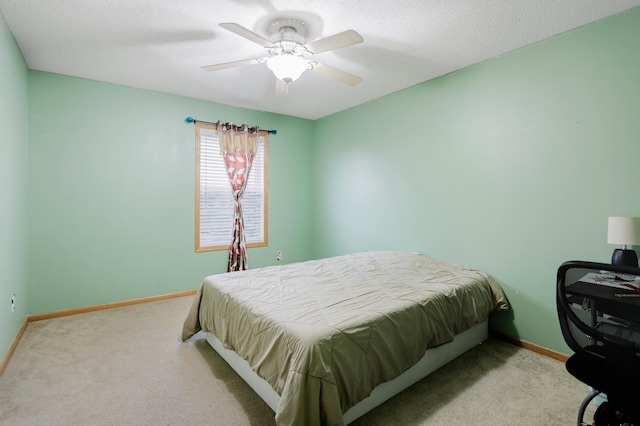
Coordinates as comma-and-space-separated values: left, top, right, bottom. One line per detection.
269, 19, 307, 45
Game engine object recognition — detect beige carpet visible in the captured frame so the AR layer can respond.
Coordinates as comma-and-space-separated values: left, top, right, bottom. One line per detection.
0, 295, 594, 425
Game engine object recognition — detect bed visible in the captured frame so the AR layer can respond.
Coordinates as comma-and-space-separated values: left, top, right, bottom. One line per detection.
182, 251, 508, 425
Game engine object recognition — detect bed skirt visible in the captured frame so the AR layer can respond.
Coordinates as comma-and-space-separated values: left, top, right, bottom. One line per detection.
205, 319, 488, 424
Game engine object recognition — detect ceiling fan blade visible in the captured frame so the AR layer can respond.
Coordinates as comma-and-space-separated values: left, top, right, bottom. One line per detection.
305, 30, 363, 54
219, 23, 273, 48
275, 79, 289, 96
202, 58, 263, 72
311, 63, 362, 86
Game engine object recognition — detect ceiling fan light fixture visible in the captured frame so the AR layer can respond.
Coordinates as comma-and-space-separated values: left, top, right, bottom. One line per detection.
206, 21, 364, 95
266, 54, 309, 83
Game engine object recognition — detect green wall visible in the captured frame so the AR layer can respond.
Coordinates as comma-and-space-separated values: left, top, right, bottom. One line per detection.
0, 12, 29, 360
27, 72, 315, 314
312, 8, 640, 353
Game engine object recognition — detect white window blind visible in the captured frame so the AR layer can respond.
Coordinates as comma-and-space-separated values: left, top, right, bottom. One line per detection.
196, 123, 267, 251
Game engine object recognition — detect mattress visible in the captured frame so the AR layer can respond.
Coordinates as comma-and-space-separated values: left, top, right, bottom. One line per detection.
182, 251, 508, 425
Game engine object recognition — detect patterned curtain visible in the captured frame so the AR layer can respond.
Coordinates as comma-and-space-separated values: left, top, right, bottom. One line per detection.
217, 121, 259, 272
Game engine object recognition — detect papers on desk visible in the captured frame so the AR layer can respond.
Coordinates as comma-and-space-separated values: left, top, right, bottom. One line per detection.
580, 272, 640, 292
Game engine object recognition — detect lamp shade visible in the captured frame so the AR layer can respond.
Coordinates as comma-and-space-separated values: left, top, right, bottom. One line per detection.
607, 217, 640, 245
266, 54, 309, 83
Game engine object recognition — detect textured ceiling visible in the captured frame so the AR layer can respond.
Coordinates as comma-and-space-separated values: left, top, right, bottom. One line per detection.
1, 0, 639, 120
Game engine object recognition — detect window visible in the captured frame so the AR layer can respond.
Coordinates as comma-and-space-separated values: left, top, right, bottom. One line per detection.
195, 121, 268, 252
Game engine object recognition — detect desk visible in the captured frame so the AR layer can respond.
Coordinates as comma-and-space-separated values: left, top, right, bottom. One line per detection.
566, 279, 640, 343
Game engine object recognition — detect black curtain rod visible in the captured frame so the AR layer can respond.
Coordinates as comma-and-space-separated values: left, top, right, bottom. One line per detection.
184, 116, 277, 135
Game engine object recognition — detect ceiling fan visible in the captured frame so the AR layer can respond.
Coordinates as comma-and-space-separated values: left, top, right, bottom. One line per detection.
202, 19, 364, 96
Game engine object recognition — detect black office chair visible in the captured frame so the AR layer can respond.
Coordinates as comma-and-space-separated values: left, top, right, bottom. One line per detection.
557, 261, 640, 426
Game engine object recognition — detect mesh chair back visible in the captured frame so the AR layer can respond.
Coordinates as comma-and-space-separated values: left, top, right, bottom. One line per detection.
557, 261, 640, 420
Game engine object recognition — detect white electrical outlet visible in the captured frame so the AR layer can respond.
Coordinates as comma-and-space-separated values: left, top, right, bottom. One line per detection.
276, 251, 284, 261
11, 294, 16, 312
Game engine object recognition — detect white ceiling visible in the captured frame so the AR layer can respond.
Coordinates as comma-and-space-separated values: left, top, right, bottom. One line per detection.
1, 0, 639, 120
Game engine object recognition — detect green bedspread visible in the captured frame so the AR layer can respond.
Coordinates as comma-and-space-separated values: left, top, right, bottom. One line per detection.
182, 251, 508, 426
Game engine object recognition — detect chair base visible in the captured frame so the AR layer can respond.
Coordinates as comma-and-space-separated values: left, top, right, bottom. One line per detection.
577, 388, 601, 426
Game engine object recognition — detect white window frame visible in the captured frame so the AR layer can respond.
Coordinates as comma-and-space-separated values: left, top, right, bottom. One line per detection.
195, 121, 268, 252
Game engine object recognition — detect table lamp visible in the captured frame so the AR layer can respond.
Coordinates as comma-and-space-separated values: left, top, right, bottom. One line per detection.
607, 216, 640, 267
